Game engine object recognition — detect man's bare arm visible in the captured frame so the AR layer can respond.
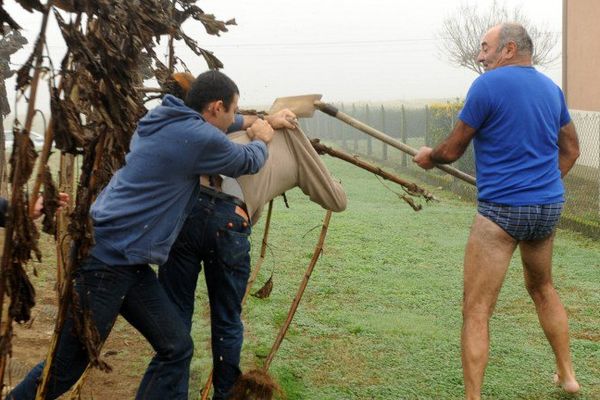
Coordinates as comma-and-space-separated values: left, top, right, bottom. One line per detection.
557, 121, 580, 178
413, 120, 477, 169
241, 109, 297, 130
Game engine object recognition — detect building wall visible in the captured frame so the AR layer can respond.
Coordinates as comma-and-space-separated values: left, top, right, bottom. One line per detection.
564, 0, 600, 111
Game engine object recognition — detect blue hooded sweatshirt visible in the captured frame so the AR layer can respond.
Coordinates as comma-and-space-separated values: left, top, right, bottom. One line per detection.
90, 95, 267, 266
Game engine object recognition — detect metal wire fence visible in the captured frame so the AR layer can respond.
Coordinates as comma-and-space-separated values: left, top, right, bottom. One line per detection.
300, 103, 600, 238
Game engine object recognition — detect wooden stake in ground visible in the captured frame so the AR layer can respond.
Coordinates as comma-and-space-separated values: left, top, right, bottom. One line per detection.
228, 210, 333, 400
264, 210, 332, 370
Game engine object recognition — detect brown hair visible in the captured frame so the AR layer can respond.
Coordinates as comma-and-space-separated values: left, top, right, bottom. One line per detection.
164, 71, 195, 99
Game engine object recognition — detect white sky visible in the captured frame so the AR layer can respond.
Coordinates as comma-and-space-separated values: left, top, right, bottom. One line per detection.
4, 0, 563, 110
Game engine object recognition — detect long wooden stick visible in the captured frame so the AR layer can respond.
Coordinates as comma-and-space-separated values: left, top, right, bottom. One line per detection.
0, 114, 7, 197
310, 139, 435, 202
28, 122, 54, 216
54, 79, 78, 287
66, 367, 89, 399
55, 153, 74, 289
263, 210, 332, 371
135, 87, 166, 93
314, 100, 476, 186
199, 369, 212, 400
200, 200, 275, 400
168, 35, 175, 72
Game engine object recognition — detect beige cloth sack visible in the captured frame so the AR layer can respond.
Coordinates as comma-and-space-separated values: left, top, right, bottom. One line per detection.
227, 126, 347, 224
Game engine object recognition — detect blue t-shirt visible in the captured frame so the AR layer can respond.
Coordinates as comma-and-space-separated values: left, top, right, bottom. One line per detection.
459, 66, 571, 206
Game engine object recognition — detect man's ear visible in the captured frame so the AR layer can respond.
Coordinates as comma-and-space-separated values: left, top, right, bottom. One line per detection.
206, 100, 221, 115
214, 100, 225, 114
504, 41, 517, 59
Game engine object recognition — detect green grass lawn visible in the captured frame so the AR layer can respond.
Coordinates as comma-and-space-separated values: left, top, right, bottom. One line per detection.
188, 157, 600, 399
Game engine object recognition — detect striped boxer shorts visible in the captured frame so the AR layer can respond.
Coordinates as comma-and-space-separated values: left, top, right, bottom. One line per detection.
477, 201, 563, 241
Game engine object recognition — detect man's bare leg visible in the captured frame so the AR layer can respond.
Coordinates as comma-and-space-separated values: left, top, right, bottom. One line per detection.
520, 235, 580, 394
462, 214, 517, 400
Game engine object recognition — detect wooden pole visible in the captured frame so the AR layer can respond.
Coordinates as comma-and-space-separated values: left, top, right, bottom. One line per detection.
352, 103, 358, 152
314, 100, 476, 186
0, 114, 7, 197
366, 104, 372, 156
263, 210, 332, 371
310, 139, 435, 203
66, 367, 89, 399
167, 1, 175, 71
339, 103, 346, 150
28, 122, 54, 216
381, 105, 387, 161
55, 153, 74, 287
199, 369, 213, 400
401, 105, 407, 167
424, 105, 430, 147
168, 35, 175, 71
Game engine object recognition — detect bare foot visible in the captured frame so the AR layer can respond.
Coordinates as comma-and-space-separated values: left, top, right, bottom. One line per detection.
554, 373, 581, 394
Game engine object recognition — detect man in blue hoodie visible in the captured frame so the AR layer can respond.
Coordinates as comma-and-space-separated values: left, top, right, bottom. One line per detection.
7, 70, 282, 400
147, 73, 302, 399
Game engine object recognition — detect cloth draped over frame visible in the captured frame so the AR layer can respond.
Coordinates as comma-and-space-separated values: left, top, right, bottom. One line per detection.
226, 126, 347, 224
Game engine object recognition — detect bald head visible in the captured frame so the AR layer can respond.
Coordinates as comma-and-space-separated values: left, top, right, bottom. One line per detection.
477, 23, 533, 71
497, 23, 533, 56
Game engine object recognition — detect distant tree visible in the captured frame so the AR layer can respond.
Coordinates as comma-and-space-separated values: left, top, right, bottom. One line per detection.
438, 0, 560, 75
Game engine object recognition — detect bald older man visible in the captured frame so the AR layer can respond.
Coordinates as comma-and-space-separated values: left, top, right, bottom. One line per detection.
414, 23, 580, 399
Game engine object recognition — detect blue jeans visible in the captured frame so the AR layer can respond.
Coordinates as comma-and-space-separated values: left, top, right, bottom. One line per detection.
7, 256, 193, 400
158, 191, 251, 400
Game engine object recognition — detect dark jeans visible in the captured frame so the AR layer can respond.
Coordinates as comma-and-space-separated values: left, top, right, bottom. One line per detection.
158, 191, 251, 400
7, 256, 193, 400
